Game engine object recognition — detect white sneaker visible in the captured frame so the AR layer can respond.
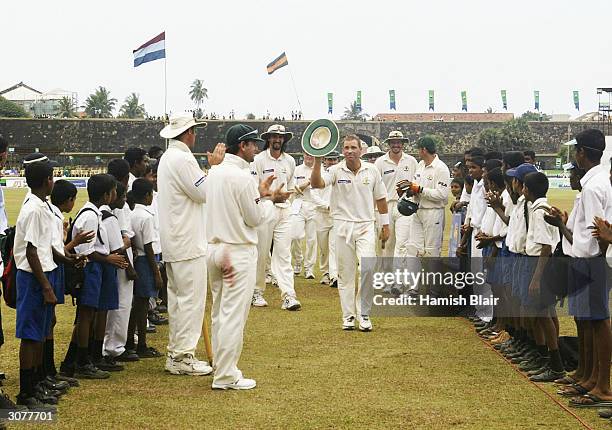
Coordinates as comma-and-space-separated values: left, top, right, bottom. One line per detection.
251, 290, 268, 307
304, 271, 315, 280
293, 264, 302, 275
342, 316, 356, 330
359, 316, 373, 332
281, 296, 301, 311
165, 354, 213, 376
320, 273, 330, 285
265, 274, 272, 284
212, 378, 257, 390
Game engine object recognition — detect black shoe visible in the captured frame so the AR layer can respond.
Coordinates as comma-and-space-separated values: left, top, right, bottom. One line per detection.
146, 325, 157, 333
136, 346, 163, 359
33, 385, 58, 405
59, 361, 75, 378
41, 376, 70, 393
330, 279, 338, 289
527, 365, 549, 377
529, 368, 565, 382
0, 391, 27, 411
148, 312, 168, 326
115, 350, 140, 362
54, 374, 79, 387
15, 393, 56, 411
74, 363, 110, 380
155, 304, 167, 313
95, 356, 125, 372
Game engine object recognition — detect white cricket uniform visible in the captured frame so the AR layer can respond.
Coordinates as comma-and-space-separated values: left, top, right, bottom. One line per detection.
0, 184, 9, 274
252, 149, 297, 299
375, 152, 417, 260
205, 154, 268, 386
312, 172, 337, 280
157, 139, 208, 361
290, 163, 317, 274
401, 155, 450, 257
104, 203, 135, 358
322, 161, 387, 320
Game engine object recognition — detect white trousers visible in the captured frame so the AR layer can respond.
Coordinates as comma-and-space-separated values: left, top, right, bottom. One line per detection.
404, 208, 445, 257
255, 206, 296, 298
290, 204, 317, 273
335, 221, 377, 319
208, 243, 256, 385
103, 268, 134, 357
166, 255, 207, 361
316, 211, 337, 279
471, 229, 493, 322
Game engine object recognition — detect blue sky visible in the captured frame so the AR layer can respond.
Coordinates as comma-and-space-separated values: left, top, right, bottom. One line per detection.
2, 0, 610, 119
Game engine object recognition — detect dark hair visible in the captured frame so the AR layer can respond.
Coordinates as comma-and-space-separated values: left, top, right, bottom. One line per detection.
469, 147, 485, 157
575, 129, 605, 163
25, 161, 53, 189
51, 179, 77, 206
486, 167, 505, 189
126, 190, 136, 211
464, 175, 474, 186
502, 151, 525, 169
149, 159, 158, 174
107, 158, 130, 181
124, 147, 147, 168
485, 159, 502, 171
523, 172, 548, 199
470, 156, 485, 168
451, 178, 464, 188
115, 181, 127, 199
523, 150, 536, 159
131, 178, 154, 201
485, 151, 503, 161
148, 146, 164, 159
144, 164, 152, 176
0, 134, 8, 153
87, 173, 117, 202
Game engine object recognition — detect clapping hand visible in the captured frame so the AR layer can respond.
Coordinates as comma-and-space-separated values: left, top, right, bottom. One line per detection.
206, 143, 226, 166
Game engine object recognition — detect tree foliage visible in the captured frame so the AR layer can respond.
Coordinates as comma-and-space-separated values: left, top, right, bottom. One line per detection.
57, 96, 76, 118
85, 87, 117, 118
189, 79, 208, 112
520, 111, 551, 121
0, 96, 29, 118
476, 118, 540, 152
119, 93, 147, 119
245, 113, 256, 120
341, 101, 369, 120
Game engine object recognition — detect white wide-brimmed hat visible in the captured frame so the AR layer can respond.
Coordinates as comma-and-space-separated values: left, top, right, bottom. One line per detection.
383, 130, 409, 144
160, 113, 207, 139
362, 145, 385, 158
261, 124, 293, 142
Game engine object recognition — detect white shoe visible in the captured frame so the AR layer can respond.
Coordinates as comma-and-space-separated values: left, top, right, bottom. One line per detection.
342, 316, 356, 330
359, 316, 373, 332
271, 276, 278, 286
251, 290, 268, 307
265, 274, 272, 284
165, 354, 213, 376
281, 296, 301, 311
305, 271, 315, 280
293, 264, 302, 275
320, 273, 330, 285
212, 378, 256, 390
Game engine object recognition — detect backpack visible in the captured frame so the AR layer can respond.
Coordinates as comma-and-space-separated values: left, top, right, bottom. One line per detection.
64, 208, 103, 298
0, 226, 17, 308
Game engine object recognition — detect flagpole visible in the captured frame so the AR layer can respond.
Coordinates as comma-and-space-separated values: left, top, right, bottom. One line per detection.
164, 57, 168, 119
287, 64, 303, 116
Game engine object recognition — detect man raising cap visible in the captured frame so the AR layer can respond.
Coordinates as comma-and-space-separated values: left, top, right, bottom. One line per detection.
251, 124, 302, 310
206, 124, 288, 390
157, 113, 225, 376
311, 134, 389, 332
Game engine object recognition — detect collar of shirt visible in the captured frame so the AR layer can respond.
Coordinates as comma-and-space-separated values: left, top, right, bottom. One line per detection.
265, 148, 288, 162
223, 153, 251, 170
81, 201, 102, 216
134, 203, 155, 216
339, 160, 369, 175
531, 197, 549, 211
580, 164, 606, 188
380, 152, 407, 165
28, 194, 51, 212
422, 154, 441, 169
169, 139, 192, 154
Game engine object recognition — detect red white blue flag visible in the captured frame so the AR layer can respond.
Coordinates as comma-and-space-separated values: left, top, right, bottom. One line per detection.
133, 32, 166, 67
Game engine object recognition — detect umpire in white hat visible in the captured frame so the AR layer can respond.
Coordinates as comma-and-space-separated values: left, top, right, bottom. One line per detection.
157, 113, 225, 376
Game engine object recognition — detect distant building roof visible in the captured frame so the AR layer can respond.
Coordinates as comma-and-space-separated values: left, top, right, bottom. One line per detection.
0, 82, 42, 100
373, 112, 514, 122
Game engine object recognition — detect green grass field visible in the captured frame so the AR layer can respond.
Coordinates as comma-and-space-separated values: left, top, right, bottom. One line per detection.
2, 187, 607, 429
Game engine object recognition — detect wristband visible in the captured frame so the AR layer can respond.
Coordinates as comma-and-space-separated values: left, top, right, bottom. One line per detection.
379, 213, 390, 226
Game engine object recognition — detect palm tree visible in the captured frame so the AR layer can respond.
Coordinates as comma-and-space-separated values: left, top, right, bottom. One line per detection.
119, 93, 147, 119
85, 86, 117, 118
56, 96, 76, 118
189, 79, 208, 116
341, 101, 369, 120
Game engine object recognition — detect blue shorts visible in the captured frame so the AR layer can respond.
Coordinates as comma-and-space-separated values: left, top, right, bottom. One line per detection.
52, 264, 65, 305
98, 262, 119, 311
500, 244, 514, 287
134, 255, 159, 298
511, 254, 524, 298
568, 257, 610, 320
78, 261, 103, 309
16, 270, 55, 341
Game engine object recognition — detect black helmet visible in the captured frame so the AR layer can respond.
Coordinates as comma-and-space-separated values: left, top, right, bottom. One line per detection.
397, 196, 419, 216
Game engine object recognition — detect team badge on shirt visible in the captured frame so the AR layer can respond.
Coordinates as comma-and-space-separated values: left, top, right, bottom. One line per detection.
427, 175, 433, 181
362, 176, 371, 185
403, 166, 411, 172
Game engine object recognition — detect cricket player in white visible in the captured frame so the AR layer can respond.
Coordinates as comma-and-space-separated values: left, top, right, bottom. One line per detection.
311, 135, 389, 331
291, 153, 318, 279
251, 124, 301, 310
397, 136, 450, 258
206, 124, 289, 390
374, 131, 418, 259
157, 113, 224, 376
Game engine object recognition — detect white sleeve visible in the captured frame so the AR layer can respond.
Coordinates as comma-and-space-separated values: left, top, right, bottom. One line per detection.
176, 156, 207, 204
238, 181, 267, 228
421, 166, 450, 203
